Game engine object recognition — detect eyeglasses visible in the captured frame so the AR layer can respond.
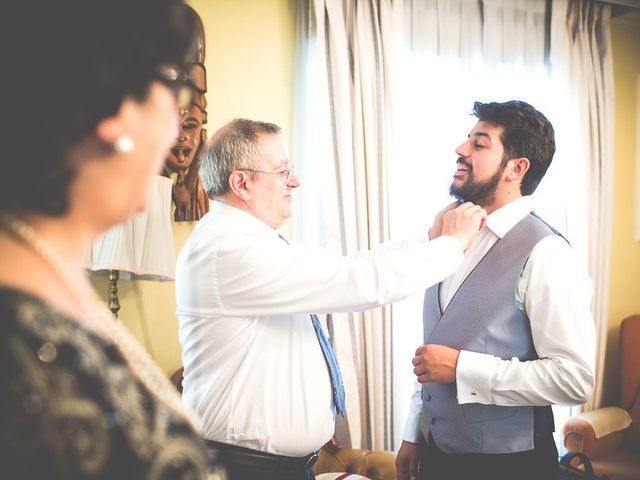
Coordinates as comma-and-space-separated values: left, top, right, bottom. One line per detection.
186, 62, 207, 94
239, 167, 294, 184
154, 64, 193, 110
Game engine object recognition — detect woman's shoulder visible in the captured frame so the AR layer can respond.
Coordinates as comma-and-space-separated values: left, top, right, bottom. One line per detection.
0, 286, 210, 480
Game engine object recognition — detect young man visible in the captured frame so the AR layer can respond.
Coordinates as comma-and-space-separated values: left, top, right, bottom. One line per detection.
175, 118, 485, 480
396, 101, 596, 480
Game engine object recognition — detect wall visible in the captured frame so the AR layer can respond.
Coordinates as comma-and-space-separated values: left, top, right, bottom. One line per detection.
603, 21, 640, 406
92, 0, 296, 374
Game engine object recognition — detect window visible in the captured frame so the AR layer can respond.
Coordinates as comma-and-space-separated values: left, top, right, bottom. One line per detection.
390, 51, 585, 451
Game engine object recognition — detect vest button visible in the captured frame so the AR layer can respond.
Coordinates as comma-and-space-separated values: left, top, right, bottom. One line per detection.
425, 393, 432, 401
429, 417, 436, 425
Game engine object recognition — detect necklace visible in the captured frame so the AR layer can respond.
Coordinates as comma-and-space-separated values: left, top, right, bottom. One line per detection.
0, 213, 201, 431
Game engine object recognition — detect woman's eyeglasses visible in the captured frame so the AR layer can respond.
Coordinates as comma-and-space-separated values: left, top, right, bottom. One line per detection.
154, 64, 193, 111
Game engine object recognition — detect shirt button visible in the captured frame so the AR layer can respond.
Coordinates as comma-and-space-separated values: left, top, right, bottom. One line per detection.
37, 342, 58, 363
470, 391, 478, 396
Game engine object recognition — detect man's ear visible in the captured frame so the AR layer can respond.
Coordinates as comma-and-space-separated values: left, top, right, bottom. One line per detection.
228, 170, 252, 201
506, 157, 530, 182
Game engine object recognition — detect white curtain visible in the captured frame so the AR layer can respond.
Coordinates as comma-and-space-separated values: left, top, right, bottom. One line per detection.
392, 0, 613, 446
295, 0, 614, 451
404, 0, 546, 65
393, 0, 560, 449
294, 0, 400, 450
550, 0, 615, 412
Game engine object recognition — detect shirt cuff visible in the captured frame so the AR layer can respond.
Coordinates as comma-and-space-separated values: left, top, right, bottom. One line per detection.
456, 350, 499, 404
402, 411, 422, 443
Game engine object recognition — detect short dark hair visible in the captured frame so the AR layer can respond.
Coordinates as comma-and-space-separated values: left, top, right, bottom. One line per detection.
200, 119, 282, 198
2, 0, 197, 215
472, 100, 555, 195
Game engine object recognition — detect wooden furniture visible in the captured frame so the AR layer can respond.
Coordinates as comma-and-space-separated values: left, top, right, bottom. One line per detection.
312, 438, 397, 480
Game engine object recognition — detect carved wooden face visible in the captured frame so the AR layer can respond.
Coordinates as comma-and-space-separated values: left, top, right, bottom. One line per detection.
184, 3, 206, 63
165, 103, 205, 173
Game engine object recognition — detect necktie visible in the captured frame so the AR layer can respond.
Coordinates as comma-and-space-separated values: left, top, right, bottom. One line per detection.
311, 313, 346, 416
278, 234, 345, 416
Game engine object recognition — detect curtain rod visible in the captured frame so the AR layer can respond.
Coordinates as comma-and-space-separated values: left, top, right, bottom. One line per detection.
598, 0, 640, 11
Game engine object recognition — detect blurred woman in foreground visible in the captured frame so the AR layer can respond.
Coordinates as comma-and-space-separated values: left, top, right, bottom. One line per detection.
0, 1, 224, 478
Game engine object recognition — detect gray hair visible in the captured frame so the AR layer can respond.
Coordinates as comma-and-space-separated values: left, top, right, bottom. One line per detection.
199, 118, 282, 198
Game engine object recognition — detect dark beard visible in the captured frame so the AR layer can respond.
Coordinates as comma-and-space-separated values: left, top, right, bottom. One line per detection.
449, 158, 505, 207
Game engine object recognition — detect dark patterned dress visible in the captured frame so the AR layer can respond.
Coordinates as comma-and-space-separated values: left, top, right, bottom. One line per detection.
0, 287, 223, 480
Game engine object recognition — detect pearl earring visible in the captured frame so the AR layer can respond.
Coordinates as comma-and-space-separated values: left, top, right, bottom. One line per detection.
113, 135, 135, 153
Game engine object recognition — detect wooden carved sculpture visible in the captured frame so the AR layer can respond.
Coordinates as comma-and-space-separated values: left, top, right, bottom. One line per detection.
163, 4, 209, 221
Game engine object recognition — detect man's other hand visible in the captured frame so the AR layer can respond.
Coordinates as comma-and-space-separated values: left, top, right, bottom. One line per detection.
396, 440, 419, 480
412, 344, 460, 384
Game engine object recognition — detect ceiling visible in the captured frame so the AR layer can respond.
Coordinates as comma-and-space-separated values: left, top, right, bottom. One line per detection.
610, 1, 640, 26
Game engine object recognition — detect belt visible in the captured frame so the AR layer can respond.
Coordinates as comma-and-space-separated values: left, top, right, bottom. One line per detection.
205, 440, 319, 473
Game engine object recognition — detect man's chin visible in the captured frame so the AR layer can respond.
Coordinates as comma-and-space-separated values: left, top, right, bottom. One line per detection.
449, 185, 468, 203
278, 207, 293, 221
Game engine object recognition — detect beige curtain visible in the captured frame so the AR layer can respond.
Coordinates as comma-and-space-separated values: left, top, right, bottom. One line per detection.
550, 0, 615, 411
294, 0, 613, 449
302, 0, 400, 450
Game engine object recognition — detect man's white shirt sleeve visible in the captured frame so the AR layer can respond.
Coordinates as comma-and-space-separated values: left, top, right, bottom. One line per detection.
176, 203, 468, 455
211, 233, 464, 316
403, 380, 424, 443
456, 235, 596, 406
403, 235, 596, 443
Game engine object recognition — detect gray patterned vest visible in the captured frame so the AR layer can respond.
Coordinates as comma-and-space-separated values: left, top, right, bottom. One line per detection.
420, 213, 560, 454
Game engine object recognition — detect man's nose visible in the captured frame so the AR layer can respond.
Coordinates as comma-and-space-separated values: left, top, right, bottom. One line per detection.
288, 170, 301, 188
455, 140, 470, 157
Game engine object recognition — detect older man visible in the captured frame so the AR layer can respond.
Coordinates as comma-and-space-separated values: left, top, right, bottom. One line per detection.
176, 118, 485, 480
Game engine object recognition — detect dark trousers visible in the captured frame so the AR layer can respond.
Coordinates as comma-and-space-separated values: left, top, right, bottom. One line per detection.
206, 440, 317, 480
418, 431, 559, 480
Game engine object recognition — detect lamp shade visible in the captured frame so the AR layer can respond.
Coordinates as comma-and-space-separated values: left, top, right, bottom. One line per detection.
87, 175, 176, 281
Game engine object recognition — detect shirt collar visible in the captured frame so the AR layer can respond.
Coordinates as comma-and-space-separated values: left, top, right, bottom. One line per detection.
212, 200, 282, 239
484, 196, 534, 239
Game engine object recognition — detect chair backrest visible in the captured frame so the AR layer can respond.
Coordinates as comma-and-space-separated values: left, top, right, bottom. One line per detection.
620, 314, 640, 448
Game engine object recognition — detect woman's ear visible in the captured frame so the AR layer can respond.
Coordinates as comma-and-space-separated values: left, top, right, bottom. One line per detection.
95, 114, 123, 146
228, 171, 251, 201
95, 97, 140, 151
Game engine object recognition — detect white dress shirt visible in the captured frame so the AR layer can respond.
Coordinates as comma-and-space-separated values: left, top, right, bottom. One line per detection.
176, 201, 465, 456
403, 196, 596, 443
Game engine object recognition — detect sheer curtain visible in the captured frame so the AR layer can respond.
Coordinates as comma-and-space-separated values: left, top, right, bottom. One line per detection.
293, 0, 401, 450
295, 0, 614, 451
391, 0, 578, 450
392, 0, 614, 449
550, 0, 615, 412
